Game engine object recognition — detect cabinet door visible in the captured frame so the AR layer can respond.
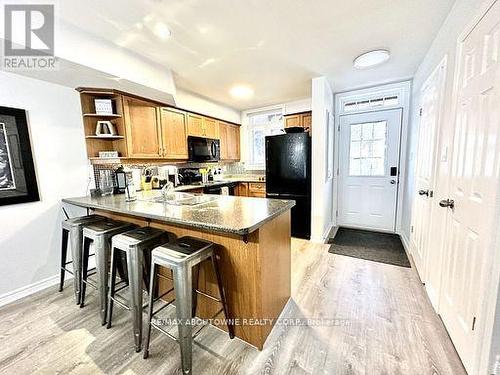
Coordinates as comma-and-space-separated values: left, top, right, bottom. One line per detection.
187, 114, 204, 137
227, 125, 241, 160
236, 182, 248, 196
302, 112, 312, 131
284, 115, 301, 128
203, 117, 219, 138
123, 97, 161, 158
219, 122, 229, 159
160, 108, 188, 159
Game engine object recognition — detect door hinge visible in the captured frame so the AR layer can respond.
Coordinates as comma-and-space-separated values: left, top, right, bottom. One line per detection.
411, 225, 414, 233
419, 108, 423, 116
336, 209, 338, 217
338, 124, 340, 132
472, 316, 477, 331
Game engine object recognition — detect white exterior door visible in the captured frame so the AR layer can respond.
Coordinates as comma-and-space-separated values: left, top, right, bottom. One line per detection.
410, 60, 447, 287
338, 109, 402, 232
439, 1, 500, 372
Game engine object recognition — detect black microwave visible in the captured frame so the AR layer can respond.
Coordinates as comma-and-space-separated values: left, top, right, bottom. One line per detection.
188, 136, 220, 162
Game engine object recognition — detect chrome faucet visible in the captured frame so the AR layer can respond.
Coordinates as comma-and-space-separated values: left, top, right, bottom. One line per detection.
161, 181, 175, 200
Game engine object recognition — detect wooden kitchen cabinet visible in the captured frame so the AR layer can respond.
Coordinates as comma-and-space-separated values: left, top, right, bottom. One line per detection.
284, 114, 301, 128
123, 96, 162, 158
219, 121, 240, 160
236, 182, 249, 196
248, 182, 266, 198
159, 108, 188, 159
203, 117, 219, 138
284, 111, 312, 134
187, 113, 204, 137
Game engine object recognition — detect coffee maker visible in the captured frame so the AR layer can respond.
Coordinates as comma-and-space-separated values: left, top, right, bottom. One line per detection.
157, 165, 179, 187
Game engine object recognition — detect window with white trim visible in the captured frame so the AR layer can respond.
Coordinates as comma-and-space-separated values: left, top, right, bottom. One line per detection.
246, 109, 283, 169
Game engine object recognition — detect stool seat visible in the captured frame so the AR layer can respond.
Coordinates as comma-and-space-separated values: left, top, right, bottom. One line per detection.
80, 219, 136, 324
113, 227, 166, 247
153, 236, 213, 263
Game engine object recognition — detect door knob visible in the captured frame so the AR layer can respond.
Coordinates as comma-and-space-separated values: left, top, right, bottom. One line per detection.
418, 189, 429, 196
439, 199, 455, 209
390, 179, 397, 184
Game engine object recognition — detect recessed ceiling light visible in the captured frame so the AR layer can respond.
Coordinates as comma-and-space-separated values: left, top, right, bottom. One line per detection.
229, 85, 254, 99
353, 49, 390, 69
154, 22, 171, 40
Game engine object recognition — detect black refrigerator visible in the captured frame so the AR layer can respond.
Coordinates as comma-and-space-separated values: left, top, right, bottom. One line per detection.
265, 132, 311, 239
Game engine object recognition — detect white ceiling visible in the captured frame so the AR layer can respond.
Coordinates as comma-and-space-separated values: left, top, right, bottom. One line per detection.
59, 0, 455, 110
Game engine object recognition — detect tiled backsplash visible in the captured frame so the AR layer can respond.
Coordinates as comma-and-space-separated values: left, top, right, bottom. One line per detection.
92, 161, 263, 189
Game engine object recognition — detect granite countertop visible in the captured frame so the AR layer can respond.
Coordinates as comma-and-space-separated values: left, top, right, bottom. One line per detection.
62, 192, 294, 236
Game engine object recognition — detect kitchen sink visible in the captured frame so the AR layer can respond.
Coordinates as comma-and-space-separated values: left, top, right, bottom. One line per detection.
144, 192, 218, 206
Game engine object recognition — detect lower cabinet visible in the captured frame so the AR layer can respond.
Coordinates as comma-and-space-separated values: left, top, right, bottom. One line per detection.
236, 182, 266, 197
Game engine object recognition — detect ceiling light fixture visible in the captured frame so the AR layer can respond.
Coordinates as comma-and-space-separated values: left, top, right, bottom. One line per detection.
229, 85, 254, 99
353, 49, 390, 69
154, 22, 172, 40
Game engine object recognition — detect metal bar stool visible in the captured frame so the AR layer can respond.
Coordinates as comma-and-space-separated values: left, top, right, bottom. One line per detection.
80, 220, 136, 324
106, 226, 172, 352
60, 215, 105, 304
143, 236, 234, 374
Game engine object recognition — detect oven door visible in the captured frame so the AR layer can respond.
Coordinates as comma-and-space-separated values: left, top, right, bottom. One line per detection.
188, 136, 220, 162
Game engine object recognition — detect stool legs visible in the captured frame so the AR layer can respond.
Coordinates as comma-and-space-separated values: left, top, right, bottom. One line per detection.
173, 264, 193, 375
59, 229, 69, 292
211, 255, 235, 339
69, 226, 84, 305
128, 246, 145, 353
95, 236, 111, 324
106, 247, 119, 329
143, 263, 158, 359
80, 237, 92, 308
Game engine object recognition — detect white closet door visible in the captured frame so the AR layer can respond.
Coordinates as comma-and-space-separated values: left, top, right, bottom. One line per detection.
410, 59, 446, 289
439, 1, 500, 372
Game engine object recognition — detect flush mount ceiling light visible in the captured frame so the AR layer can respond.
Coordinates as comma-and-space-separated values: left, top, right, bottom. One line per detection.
153, 22, 172, 40
353, 49, 390, 69
229, 85, 254, 99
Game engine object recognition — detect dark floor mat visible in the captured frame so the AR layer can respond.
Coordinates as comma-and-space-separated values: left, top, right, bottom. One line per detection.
328, 227, 411, 268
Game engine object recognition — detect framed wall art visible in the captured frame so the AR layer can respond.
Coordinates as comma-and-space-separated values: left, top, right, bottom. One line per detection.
0, 106, 39, 206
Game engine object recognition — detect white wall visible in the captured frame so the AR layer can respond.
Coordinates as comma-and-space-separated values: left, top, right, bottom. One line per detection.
175, 89, 241, 124
0, 71, 89, 304
310, 77, 334, 242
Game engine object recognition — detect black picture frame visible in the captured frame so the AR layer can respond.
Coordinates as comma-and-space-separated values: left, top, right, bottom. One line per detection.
0, 106, 39, 206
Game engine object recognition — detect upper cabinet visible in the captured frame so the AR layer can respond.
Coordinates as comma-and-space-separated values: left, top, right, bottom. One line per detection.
187, 114, 219, 138
160, 108, 188, 159
284, 111, 312, 135
202, 117, 219, 138
187, 113, 204, 137
123, 96, 162, 158
219, 121, 240, 160
77, 88, 241, 162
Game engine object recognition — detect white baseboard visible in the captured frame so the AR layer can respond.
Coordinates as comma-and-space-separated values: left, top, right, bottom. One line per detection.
0, 273, 72, 308
399, 232, 411, 254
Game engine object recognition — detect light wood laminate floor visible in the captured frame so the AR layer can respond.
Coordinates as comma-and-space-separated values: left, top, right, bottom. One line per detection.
0, 239, 466, 374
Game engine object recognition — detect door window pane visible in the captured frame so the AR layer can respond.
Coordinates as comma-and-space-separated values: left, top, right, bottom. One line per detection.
349, 121, 387, 176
